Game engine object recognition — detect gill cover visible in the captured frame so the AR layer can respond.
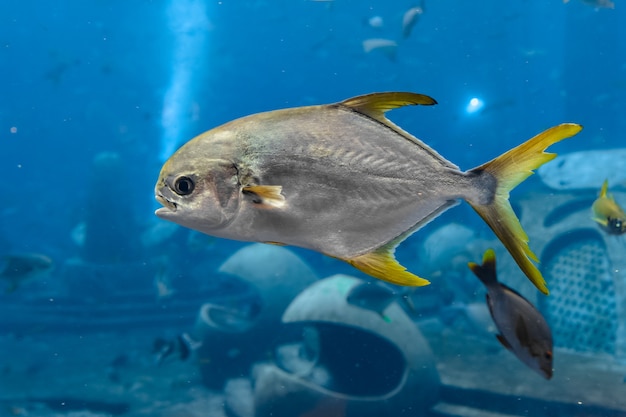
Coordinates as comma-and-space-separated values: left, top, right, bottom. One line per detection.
160, 160, 241, 230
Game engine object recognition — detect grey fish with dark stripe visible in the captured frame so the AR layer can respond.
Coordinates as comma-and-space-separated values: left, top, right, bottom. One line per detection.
469, 248, 554, 379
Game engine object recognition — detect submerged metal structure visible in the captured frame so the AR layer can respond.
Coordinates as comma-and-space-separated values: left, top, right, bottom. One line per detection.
514, 189, 626, 359
247, 274, 440, 417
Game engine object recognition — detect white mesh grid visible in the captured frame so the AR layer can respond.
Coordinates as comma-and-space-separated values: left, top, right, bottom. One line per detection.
542, 239, 617, 354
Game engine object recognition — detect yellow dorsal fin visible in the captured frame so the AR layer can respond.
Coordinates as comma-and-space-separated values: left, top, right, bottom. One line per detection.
339, 92, 437, 125
344, 243, 430, 287
242, 185, 286, 208
337, 92, 457, 169
599, 179, 609, 198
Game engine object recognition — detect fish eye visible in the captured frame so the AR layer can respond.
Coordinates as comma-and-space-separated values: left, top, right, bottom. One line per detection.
545, 351, 552, 360
174, 176, 195, 195
607, 217, 625, 234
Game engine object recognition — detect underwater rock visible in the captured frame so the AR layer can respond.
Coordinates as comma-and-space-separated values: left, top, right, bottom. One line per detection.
193, 243, 318, 389
140, 221, 180, 248
515, 190, 626, 360
224, 378, 254, 417
250, 274, 440, 417
538, 149, 626, 190
420, 223, 477, 269
439, 301, 495, 336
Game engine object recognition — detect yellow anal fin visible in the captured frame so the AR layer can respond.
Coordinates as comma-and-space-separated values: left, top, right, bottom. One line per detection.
264, 241, 287, 246
344, 247, 430, 287
242, 185, 286, 208
469, 123, 583, 295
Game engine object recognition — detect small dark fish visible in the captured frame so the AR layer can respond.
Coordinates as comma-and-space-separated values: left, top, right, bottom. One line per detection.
591, 179, 626, 235
152, 333, 202, 365
152, 337, 175, 364
0, 253, 53, 293
105, 355, 129, 384
468, 249, 554, 379
346, 281, 415, 320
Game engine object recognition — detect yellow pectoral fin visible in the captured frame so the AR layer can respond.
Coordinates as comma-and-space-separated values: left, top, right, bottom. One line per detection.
242, 185, 286, 208
592, 215, 609, 227
345, 249, 430, 287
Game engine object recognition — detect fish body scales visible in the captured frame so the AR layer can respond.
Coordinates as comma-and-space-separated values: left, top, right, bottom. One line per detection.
213, 105, 472, 258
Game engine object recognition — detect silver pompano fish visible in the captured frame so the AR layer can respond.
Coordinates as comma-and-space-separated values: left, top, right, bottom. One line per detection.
469, 249, 554, 379
155, 92, 582, 294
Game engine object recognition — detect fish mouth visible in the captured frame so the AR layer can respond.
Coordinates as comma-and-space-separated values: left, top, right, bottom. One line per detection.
155, 193, 177, 214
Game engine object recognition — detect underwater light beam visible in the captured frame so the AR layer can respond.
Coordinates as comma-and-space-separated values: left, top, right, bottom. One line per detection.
160, 0, 211, 162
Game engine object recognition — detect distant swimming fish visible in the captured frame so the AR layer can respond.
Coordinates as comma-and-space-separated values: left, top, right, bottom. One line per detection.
0, 253, 53, 293
564, 0, 615, 8
402, 2, 425, 39
367, 15, 384, 29
152, 332, 203, 365
469, 249, 554, 379
591, 179, 626, 235
362, 38, 398, 60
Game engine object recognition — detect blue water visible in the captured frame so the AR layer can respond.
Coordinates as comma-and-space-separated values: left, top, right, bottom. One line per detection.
1, 1, 625, 416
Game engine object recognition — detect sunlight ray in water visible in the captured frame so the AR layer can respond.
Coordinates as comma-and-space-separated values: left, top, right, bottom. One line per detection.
160, 0, 211, 162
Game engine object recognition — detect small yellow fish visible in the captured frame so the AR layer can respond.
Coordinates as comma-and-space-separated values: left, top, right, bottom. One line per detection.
155, 92, 582, 294
591, 179, 626, 235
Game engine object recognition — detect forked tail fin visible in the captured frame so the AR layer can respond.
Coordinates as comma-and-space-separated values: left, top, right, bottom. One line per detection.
468, 248, 498, 287
467, 123, 583, 294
